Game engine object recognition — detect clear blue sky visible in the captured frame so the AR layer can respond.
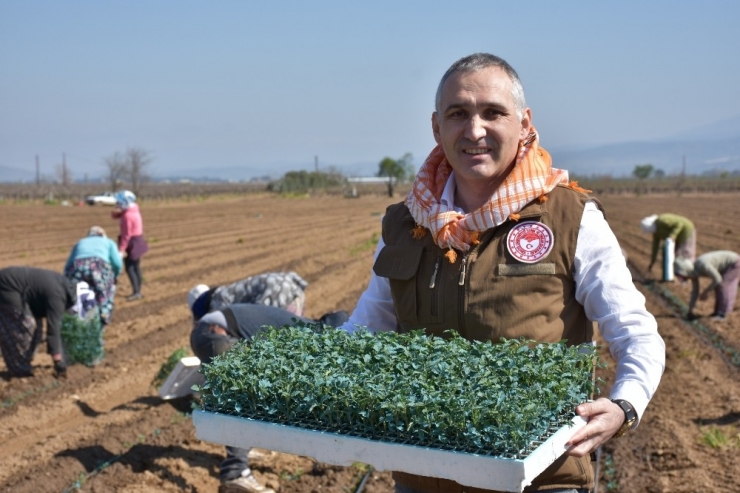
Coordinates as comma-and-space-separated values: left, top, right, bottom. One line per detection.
1, 1, 739, 180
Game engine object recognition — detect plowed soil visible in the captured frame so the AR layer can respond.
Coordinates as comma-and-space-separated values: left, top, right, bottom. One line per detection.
1, 191, 739, 493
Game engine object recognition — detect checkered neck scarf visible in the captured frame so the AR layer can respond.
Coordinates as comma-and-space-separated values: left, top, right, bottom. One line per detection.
405, 129, 569, 262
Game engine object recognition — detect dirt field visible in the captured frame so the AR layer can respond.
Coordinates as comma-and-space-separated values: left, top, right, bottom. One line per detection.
1, 191, 739, 493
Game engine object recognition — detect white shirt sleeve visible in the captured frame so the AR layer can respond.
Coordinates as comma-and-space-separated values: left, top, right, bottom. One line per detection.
574, 200, 665, 423
340, 235, 397, 334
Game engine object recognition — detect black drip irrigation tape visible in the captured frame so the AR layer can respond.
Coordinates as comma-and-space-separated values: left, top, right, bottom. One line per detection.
628, 261, 740, 369
59, 412, 191, 493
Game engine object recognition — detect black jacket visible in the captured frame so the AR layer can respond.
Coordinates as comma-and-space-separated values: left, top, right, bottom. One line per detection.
0, 266, 77, 355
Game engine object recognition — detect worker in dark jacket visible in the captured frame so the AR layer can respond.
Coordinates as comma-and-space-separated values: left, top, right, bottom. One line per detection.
190, 303, 348, 493
0, 266, 77, 377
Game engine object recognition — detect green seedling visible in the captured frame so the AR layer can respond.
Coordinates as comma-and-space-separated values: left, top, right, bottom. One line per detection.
197, 325, 600, 459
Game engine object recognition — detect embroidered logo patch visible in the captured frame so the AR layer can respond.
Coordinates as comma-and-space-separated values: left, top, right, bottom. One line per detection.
506, 221, 554, 263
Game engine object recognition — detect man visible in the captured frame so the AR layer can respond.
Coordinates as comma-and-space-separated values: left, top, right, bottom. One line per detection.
342, 53, 665, 493
190, 303, 348, 493
674, 251, 740, 321
641, 213, 696, 277
0, 266, 77, 377
187, 271, 308, 321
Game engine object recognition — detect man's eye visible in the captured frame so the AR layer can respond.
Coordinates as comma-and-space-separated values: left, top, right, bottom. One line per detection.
484, 109, 503, 119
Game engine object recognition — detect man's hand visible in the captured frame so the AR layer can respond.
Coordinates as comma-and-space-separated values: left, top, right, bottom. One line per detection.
53, 359, 67, 378
565, 398, 626, 457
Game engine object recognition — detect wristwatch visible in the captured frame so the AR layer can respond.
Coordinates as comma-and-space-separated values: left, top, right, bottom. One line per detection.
611, 399, 637, 438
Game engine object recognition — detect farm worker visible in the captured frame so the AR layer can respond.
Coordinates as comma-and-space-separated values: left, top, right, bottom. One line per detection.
674, 251, 740, 321
641, 213, 696, 277
187, 271, 308, 321
190, 303, 348, 493
63, 226, 122, 325
341, 53, 665, 493
0, 266, 77, 378
111, 190, 149, 301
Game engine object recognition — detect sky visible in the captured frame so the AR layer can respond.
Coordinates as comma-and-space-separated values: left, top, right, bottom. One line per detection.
1, 1, 739, 181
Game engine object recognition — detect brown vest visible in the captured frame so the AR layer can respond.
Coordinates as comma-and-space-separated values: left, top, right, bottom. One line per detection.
374, 185, 598, 492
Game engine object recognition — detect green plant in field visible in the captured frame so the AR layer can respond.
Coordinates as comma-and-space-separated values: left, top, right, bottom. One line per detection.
71, 471, 87, 490
1, 380, 60, 409
350, 232, 380, 255
602, 452, 619, 492
60, 311, 104, 366
699, 425, 740, 449
280, 467, 304, 481
196, 325, 600, 458
152, 347, 190, 388
171, 411, 192, 424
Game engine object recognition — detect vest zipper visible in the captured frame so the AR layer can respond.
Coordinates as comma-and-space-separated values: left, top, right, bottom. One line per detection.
458, 253, 469, 333
429, 256, 441, 317
429, 257, 440, 289
458, 256, 468, 286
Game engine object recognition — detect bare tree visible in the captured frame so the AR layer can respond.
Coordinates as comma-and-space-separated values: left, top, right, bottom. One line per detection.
103, 151, 127, 191
55, 154, 72, 186
124, 147, 152, 196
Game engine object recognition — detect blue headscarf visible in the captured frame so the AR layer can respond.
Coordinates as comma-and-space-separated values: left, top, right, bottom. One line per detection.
115, 190, 137, 210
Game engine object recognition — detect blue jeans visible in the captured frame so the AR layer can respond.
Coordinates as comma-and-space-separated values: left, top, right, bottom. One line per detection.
221, 446, 250, 482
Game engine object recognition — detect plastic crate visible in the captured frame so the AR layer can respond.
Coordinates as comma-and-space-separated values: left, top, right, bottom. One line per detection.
193, 410, 587, 492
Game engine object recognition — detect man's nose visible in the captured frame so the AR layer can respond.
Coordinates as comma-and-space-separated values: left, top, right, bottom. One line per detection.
464, 115, 486, 141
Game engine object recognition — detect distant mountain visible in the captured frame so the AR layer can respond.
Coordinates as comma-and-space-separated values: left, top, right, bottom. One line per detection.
553, 115, 740, 177
552, 137, 740, 178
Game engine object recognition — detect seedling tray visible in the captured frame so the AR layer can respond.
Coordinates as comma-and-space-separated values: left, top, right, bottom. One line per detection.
193, 410, 586, 492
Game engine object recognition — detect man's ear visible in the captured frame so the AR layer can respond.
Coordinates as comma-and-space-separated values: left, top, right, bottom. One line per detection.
432, 112, 441, 144
519, 107, 532, 140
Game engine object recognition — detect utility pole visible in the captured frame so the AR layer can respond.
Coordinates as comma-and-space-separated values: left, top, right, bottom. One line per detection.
314, 155, 318, 172
35, 155, 40, 186
676, 154, 686, 196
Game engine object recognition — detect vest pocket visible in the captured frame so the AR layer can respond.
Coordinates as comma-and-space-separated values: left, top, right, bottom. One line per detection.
374, 245, 442, 325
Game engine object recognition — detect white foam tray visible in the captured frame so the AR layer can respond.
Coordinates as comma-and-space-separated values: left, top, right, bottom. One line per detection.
193, 410, 586, 492
158, 356, 205, 400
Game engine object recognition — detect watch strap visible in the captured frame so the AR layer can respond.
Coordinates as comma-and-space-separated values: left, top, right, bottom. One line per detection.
611, 399, 637, 438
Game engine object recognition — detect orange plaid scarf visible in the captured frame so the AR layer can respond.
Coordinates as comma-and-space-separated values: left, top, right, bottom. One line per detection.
405, 129, 570, 262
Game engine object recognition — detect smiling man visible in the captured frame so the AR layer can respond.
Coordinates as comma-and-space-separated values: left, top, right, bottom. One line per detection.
341, 53, 665, 493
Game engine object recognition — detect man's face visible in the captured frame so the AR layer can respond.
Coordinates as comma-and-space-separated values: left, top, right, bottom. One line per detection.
432, 66, 531, 192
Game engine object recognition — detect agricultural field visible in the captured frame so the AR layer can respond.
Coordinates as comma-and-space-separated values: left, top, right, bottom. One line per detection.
1, 191, 739, 493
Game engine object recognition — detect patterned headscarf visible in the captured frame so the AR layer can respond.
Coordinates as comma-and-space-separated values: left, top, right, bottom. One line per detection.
405, 128, 570, 262
115, 190, 137, 210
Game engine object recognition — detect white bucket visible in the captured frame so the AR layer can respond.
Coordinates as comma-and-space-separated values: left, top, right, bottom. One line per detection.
663, 237, 675, 281
158, 356, 205, 400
